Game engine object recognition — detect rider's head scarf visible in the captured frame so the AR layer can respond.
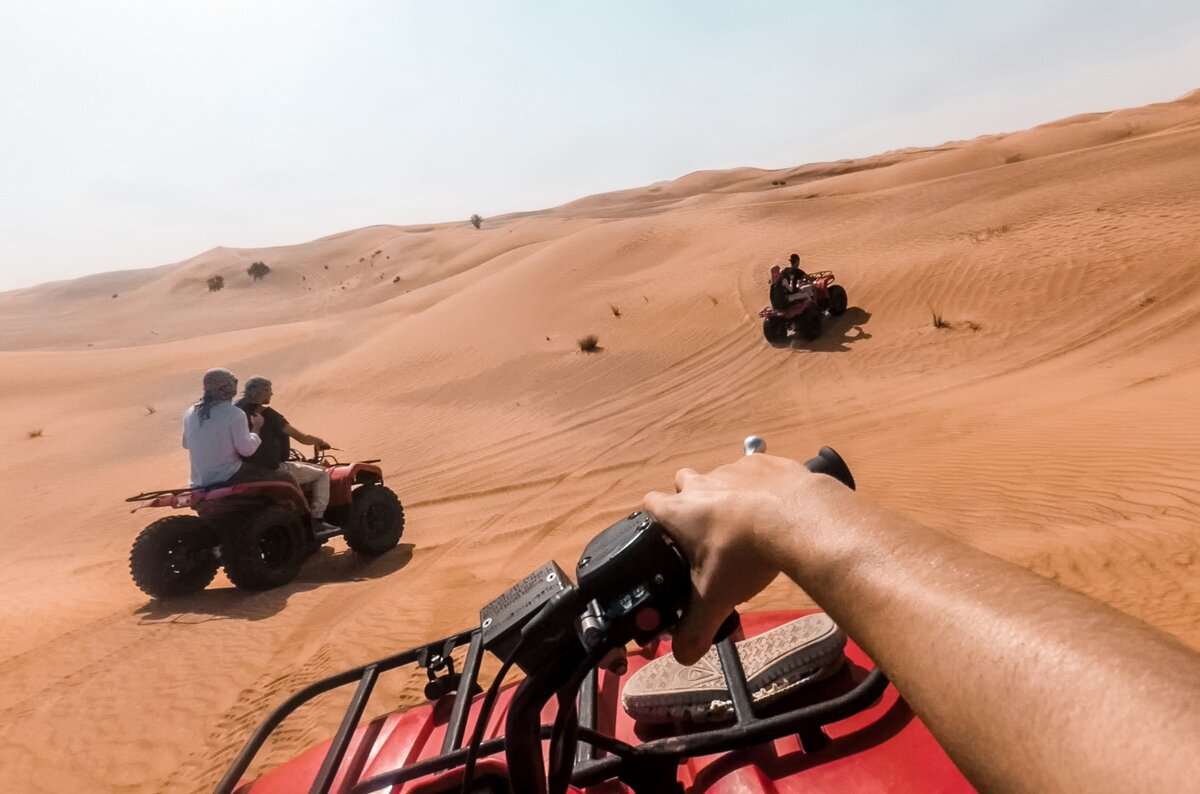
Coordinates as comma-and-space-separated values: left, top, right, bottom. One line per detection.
241, 376, 272, 405
195, 368, 237, 423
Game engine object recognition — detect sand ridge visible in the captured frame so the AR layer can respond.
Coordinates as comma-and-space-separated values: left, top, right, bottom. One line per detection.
1, 90, 1199, 792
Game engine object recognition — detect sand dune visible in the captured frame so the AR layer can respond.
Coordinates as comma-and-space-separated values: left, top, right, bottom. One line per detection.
1, 90, 1199, 792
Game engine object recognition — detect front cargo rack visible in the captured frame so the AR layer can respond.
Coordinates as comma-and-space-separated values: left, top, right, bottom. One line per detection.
214, 624, 888, 794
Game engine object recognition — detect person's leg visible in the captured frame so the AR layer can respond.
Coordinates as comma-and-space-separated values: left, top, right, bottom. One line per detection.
222, 462, 298, 487
281, 462, 331, 519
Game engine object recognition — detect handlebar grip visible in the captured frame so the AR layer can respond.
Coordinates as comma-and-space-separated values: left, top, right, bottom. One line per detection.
803, 446, 856, 490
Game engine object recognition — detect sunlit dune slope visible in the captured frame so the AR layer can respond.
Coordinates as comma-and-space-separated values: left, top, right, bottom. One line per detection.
0, 90, 1198, 793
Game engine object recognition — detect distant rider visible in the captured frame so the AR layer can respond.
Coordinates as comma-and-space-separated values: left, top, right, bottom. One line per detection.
181, 368, 295, 488
770, 254, 812, 311
236, 376, 339, 532
782, 252, 808, 286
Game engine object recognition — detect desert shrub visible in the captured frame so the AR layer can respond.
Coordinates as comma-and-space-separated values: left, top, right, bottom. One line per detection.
207, 275, 225, 292
931, 310, 952, 329
27, 428, 43, 439
577, 334, 600, 353
247, 261, 271, 281
610, 304, 621, 318
146, 405, 157, 415
470, 214, 483, 229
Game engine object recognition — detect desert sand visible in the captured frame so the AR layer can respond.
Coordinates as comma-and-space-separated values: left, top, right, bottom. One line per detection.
1, 90, 1199, 792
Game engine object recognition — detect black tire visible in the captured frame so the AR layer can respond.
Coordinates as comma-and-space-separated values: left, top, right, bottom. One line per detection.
344, 485, 405, 556
827, 285, 848, 316
129, 515, 219, 598
221, 506, 307, 591
796, 305, 823, 340
762, 316, 789, 344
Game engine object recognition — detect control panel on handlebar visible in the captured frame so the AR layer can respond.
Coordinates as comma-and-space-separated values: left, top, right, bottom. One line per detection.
466, 440, 856, 794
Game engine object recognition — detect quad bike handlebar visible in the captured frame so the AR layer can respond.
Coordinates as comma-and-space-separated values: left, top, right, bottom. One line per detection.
468, 437, 857, 794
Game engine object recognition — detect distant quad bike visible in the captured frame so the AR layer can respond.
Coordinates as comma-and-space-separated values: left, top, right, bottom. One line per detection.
126, 447, 405, 598
759, 269, 848, 344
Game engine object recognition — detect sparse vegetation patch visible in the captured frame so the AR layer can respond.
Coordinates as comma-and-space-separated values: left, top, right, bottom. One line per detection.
577, 334, 601, 353
470, 214, 483, 229
931, 310, 952, 330
27, 428, 43, 439
248, 261, 271, 281
207, 275, 225, 292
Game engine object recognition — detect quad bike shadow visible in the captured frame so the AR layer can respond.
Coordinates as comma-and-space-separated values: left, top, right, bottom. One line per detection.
126, 445, 407, 608
792, 306, 873, 353
135, 542, 415, 624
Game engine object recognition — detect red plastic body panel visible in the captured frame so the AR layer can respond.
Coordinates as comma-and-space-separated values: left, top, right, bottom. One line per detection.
329, 463, 383, 506
141, 481, 310, 516
238, 611, 973, 794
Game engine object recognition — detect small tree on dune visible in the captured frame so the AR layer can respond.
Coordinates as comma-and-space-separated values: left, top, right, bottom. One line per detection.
470, 214, 483, 230
207, 275, 225, 292
247, 261, 271, 282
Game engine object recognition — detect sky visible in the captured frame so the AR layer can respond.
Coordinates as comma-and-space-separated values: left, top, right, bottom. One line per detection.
1, 1, 1198, 292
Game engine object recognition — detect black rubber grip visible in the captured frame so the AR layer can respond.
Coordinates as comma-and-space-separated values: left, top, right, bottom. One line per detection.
803, 446, 856, 490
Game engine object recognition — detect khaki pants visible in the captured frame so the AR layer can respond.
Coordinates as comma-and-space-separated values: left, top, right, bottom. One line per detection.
282, 461, 330, 518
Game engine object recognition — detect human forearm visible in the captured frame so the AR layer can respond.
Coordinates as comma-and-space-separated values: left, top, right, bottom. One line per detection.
773, 492, 1200, 793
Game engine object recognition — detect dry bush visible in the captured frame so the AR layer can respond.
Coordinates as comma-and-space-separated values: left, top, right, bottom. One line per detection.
610, 304, 621, 318
577, 334, 601, 353
247, 261, 271, 281
207, 275, 225, 292
965, 321, 983, 332
146, 405, 156, 415
27, 428, 43, 439
931, 310, 952, 330
470, 214, 483, 229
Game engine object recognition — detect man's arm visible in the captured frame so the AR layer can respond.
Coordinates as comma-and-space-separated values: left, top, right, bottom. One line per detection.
645, 453, 1200, 794
229, 410, 262, 457
282, 423, 327, 449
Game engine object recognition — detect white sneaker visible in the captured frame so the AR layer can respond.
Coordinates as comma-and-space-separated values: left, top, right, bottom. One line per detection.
315, 520, 340, 533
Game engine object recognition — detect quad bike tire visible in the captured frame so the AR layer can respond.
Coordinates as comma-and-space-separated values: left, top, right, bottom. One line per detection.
827, 285, 848, 316
763, 316, 789, 344
222, 506, 307, 591
796, 305, 823, 340
344, 485, 405, 556
129, 515, 220, 598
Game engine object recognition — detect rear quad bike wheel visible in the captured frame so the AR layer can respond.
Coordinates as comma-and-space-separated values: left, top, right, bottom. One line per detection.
795, 305, 823, 340
762, 316, 789, 344
827, 285, 848, 316
129, 515, 219, 598
221, 505, 307, 591
344, 485, 405, 556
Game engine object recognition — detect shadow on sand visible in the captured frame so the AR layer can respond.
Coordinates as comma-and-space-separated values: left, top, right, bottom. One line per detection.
773, 307, 873, 352
135, 542, 415, 624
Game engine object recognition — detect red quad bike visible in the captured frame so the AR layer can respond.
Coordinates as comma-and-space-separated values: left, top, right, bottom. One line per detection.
126, 447, 405, 598
759, 270, 848, 344
214, 439, 972, 794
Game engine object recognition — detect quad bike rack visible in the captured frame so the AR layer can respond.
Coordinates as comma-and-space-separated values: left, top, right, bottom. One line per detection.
213, 626, 889, 794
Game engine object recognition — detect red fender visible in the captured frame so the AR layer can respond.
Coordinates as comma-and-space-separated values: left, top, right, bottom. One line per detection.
328, 463, 384, 507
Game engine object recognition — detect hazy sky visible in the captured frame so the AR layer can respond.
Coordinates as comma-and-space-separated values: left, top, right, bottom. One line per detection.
2, 1, 1198, 292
